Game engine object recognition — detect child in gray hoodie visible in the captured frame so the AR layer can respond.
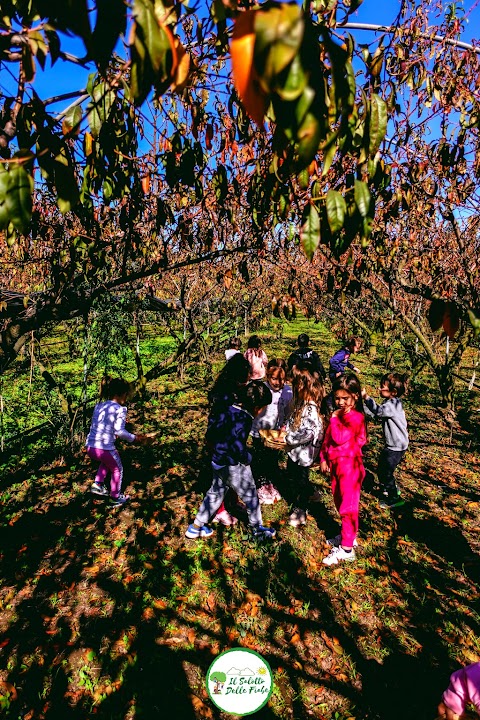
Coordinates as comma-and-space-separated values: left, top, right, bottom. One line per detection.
362, 373, 409, 508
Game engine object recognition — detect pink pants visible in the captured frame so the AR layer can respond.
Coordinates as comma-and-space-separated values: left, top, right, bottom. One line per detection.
87, 447, 123, 497
330, 456, 365, 547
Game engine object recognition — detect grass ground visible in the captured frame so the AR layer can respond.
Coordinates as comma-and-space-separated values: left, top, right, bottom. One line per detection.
0, 319, 479, 719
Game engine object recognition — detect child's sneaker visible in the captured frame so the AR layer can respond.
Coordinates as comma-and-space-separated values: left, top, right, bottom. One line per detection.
309, 488, 323, 503
185, 524, 214, 539
212, 509, 238, 526
380, 494, 405, 509
326, 534, 358, 548
257, 485, 275, 505
322, 545, 356, 566
288, 508, 307, 527
110, 493, 129, 507
91, 482, 108, 497
269, 483, 282, 502
252, 525, 276, 540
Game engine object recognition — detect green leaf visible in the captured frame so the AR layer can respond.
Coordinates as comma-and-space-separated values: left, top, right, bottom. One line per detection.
354, 179, 371, 217
156, 197, 173, 229
62, 105, 82, 136
6, 162, 33, 234
35, 0, 91, 50
212, 164, 228, 203
54, 146, 79, 213
87, 81, 115, 139
0, 165, 10, 230
368, 94, 388, 156
361, 215, 373, 246
467, 309, 480, 334
44, 27, 61, 65
326, 189, 346, 233
297, 111, 323, 168
300, 203, 320, 261
297, 167, 310, 190
321, 131, 339, 176
92, 0, 126, 70
275, 54, 307, 102
210, 0, 227, 24
103, 177, 113, 203
28, 31, 48, 70
131, 0, 172, 102
254, 3, 305, 94
22, 43, 35, 82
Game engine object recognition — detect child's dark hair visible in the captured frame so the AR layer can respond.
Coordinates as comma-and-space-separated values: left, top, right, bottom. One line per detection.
228, 336, 242, 350
99, 375, 113, 399
381, 372, 408, 398
102, 376, 131, 400
347, 336, 362, 350
267, 357, 287, 372
219, 353, 251, 384
247, 334, 262, 350
332, 373, 364, 413
297, 333, 310, 347
240, 380, 272, 415
290, 358, 320, 381
209, 354, 251, 405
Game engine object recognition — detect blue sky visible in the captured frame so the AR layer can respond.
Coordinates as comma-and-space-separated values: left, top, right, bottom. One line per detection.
1, 1, 479, 130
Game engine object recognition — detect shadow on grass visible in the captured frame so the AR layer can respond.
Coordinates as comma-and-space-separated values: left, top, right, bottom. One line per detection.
0, 416, 478, 720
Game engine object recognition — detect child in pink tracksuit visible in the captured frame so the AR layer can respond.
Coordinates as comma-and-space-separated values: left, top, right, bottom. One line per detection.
438, 662, 480, 719
320, 374, 366, 566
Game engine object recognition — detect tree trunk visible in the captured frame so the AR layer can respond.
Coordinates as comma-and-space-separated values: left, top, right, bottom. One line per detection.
436, 365, 455, 411
134, 312, 146, 393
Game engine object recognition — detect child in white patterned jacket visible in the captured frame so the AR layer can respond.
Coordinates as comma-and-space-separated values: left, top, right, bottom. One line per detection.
285, 365, 324, 528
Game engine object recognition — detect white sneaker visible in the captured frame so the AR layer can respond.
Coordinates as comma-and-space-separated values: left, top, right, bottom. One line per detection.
288, 508, 307, 527
91, 482, 108, 497
269, 483, 282, 502
326, 534, 358, 548
257, 485, 275, 505
212, 509, 238, 526
322, 545, 356, 566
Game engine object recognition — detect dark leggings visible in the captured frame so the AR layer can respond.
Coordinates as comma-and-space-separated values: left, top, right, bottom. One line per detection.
378, 448, 406, 496
251, 437, 279, 485
286, 457, 311, 510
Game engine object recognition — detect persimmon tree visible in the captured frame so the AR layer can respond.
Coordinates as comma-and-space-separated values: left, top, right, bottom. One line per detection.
1, 0, 479, 388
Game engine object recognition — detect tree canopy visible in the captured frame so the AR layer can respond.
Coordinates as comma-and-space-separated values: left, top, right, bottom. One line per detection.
1, 0, 479, 377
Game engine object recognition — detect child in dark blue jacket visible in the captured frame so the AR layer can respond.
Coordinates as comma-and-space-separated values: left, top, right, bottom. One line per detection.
329, 337, 362, 382
185, 381, 276, 541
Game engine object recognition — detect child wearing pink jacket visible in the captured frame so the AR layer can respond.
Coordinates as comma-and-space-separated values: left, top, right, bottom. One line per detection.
244, 335, 268, 380
320, 374, 366, 566
438, 662, 480, 719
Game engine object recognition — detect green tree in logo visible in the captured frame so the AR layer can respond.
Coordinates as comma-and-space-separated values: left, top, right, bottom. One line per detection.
210, 671, 227, 694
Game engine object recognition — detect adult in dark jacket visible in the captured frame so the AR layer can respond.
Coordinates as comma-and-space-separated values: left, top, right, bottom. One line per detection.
287, 334, 326, 381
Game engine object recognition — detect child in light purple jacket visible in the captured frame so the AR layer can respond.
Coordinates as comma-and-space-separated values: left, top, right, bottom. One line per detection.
86, 377, 146, 506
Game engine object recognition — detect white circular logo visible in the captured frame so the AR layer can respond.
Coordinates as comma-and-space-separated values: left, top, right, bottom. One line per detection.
206, 647, 273, 715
